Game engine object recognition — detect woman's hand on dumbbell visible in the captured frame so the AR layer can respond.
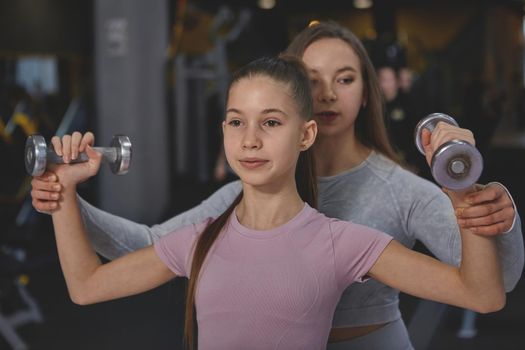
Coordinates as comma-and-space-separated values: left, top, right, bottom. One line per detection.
31, 171, 61, 214
420, 123, 475, 166
441, 185, 477, 212
455, 183, 516, 236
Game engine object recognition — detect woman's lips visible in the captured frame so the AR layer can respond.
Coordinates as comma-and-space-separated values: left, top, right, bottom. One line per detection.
316, 111, 338, 123
239, 159, 269, 169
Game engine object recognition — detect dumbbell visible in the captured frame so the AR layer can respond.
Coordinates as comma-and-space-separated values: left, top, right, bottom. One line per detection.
414, 113, 483, 190
25, 134, 132, 176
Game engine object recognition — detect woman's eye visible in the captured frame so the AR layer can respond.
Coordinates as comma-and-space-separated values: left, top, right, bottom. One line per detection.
338, 77, 355, 84
264, 120, 281, 127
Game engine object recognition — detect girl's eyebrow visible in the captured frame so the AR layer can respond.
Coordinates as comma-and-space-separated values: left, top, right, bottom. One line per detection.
261, 108, 287, 117
226, 108, 288, 117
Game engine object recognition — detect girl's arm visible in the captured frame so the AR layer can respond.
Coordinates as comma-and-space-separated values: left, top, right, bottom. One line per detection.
368, 189, 505, 314
51, 147, 175, 305
404, 123, 522, 292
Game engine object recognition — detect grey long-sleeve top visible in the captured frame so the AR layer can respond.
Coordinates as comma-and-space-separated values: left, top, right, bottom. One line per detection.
79, 151, 524, 327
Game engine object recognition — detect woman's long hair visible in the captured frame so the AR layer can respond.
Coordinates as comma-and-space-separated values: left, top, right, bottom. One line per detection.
285, 21, 399, 163
184, 55, 318, 349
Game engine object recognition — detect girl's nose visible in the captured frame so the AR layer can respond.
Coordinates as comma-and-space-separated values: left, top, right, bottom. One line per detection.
242, 127, 262, 150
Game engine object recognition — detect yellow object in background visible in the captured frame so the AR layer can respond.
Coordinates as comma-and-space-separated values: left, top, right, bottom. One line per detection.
12, 112, 38, 136
0, 112, 38, 143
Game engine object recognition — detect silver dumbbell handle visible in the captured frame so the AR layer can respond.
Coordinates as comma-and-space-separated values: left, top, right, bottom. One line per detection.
46, 147, 119, 164
414, 113, 459, 155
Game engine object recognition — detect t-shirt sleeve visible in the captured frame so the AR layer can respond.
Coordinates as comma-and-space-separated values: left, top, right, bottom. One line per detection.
330, 219, 393, 290
153, 218, 214, 277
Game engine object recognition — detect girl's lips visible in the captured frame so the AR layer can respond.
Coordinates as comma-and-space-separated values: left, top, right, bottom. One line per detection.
239, 159, 269, 169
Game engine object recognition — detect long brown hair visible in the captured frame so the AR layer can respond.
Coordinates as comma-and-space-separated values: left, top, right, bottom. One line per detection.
285, 21, 399, 162
184, 55, 318, 349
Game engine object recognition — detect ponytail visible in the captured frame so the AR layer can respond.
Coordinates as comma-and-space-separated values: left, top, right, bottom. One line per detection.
184, 193, 243, 349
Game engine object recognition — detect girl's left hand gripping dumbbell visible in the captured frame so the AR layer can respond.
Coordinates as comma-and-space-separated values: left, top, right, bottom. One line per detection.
31, 132, 102, 212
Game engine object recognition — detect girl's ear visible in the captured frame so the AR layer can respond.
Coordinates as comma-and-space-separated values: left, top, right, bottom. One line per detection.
300, 120, 318, 151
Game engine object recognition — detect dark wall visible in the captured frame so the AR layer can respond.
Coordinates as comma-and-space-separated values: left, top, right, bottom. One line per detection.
0, 0, 93, 54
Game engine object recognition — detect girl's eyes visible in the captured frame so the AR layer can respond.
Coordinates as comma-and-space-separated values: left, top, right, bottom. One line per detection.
227, 119, 281, 127
228, 119, 242, 127
264, 119, 281, 127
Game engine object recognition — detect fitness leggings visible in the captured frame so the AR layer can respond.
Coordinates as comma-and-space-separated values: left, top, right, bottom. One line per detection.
327, 318, 414, 350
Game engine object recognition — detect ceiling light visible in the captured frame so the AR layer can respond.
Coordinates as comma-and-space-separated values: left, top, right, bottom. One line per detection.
258, 0, 276, 10
353, 0, 373, 9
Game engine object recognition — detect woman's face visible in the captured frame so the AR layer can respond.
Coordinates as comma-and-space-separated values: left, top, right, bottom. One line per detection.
223, 76, 316, 188
302, 38, 365, 140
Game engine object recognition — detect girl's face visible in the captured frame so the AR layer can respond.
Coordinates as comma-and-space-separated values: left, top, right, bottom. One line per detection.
302, 38, 365, 139
223, 76, 316, 188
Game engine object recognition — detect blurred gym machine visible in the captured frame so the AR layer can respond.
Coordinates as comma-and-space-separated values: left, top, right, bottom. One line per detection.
0, 97, 86, 350
172, 6, 250, 182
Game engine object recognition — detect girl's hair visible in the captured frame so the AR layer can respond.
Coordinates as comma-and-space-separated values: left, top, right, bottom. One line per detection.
285, 21, 399, 162
184, 55, 318, 349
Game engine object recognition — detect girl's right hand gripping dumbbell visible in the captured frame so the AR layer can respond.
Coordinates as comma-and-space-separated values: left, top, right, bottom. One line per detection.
30, 131, 102, 213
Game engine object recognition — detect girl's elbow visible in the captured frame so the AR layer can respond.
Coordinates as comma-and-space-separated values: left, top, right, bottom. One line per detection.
69, 289, 96, 306
475, 293, 506, 314
70, 293, 87, 306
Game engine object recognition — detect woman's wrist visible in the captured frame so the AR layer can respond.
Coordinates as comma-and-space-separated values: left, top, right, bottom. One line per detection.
444, 186, 476, 208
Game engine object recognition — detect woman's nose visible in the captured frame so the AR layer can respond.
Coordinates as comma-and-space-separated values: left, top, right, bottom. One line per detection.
318, 83, 337, 102
318, 82, 337, 102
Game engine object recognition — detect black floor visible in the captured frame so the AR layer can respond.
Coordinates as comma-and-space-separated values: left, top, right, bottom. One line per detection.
1, 146, 524, 350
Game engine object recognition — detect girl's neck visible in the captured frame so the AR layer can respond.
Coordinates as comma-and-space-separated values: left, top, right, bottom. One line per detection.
236, 182, 305, 231
314, 132, 371, 177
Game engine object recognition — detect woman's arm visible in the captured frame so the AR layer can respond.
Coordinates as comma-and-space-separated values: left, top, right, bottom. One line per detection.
369, 189, 506, 314
407, 186, 523, 292
32, 173, 242, 260
31, 171, 241, 259
78, 180, 242, 259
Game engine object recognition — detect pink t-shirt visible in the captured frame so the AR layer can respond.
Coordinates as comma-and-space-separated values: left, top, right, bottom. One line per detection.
154, 204, 392, 350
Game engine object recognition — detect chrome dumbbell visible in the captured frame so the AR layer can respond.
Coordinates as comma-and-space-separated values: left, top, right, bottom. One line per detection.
25, 134, 132, 176
414, 113, 483, 190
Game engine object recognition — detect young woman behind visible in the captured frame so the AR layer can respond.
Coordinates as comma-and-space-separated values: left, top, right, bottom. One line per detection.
49, 56, 503, 350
